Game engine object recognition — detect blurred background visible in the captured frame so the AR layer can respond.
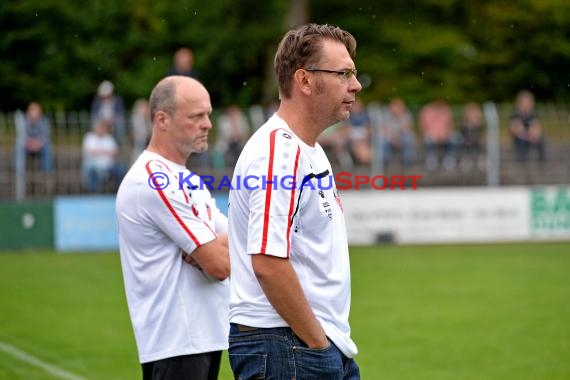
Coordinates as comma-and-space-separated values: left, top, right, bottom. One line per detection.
0, 1, 569, 379
1, 0, 569, 200
1, 0, 569, 246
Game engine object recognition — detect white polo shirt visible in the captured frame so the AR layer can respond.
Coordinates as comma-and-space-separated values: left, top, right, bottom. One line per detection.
228, 114, 358, 358
116, 150, 229, 364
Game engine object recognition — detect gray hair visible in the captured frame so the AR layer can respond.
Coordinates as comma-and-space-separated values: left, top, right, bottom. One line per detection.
149, 78, 177, 121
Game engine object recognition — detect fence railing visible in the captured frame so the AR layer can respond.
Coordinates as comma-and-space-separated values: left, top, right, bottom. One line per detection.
1, 103, 569, 201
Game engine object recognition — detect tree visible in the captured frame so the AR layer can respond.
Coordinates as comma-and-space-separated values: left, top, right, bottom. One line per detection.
1, 0, 569, 112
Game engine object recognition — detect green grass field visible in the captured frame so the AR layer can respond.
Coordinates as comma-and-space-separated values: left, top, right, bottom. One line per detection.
1, 242, 569, 379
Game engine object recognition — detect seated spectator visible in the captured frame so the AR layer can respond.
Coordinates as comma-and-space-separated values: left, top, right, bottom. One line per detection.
167, 47, 198, 78
13, 101, 53, 172
130, 98, 151, 163
81, 119, 126, 193
347, 98, 372, 165
214, 104, 250, 168
90, 80, 126, 146
459, 102, 484, 169
509, 89, 546, 162
419, 99, 459, 171
379, 98, 417, 166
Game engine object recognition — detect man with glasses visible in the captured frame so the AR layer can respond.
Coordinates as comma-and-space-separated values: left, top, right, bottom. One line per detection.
227, 23, 362, 379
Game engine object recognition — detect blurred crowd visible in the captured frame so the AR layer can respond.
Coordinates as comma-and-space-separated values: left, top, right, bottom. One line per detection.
317, 90, 547, 173
10, 46, 550, 195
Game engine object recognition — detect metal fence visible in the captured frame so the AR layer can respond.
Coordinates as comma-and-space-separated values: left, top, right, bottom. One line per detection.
1, 103, 569, 201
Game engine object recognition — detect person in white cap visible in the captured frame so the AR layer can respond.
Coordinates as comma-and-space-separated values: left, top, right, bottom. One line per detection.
90, 79, 126, 146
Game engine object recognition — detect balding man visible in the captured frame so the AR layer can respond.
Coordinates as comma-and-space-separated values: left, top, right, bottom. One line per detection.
116, 76, 230, 380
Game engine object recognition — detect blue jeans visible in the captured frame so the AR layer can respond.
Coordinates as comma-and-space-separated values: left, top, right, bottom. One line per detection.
228, 324, 360, 380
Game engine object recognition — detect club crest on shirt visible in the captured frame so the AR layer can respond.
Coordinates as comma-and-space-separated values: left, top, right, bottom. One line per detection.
185, 184, 214, 222
323, 200, 333, 220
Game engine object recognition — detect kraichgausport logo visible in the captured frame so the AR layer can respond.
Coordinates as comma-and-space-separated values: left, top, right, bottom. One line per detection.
147, 171, 421, 191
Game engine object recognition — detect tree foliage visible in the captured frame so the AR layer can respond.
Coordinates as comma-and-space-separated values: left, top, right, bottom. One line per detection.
1, 0, 569, 112
312, 0, 570, 107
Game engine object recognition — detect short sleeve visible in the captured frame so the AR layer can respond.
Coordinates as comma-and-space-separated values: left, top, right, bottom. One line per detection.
141, 159, 217, 254
246, 129, 301, 258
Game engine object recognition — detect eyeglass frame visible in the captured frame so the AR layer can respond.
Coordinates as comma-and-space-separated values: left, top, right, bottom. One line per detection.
303, 68, 358, 80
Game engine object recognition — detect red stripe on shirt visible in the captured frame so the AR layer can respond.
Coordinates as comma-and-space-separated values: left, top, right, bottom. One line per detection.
147, 159, 216, 235
260, 129, 278, 254
285, 146, 301, 258
150, 158, 190, 204
145, 160, 200, 246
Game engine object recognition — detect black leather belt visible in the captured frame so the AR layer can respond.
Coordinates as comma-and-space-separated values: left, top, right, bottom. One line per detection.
235, 324, 258, 332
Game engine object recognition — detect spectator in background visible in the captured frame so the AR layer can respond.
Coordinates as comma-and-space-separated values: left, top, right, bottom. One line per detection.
509, 89, 546, 162
459, 102, 484, 170
317, 122, 352, 169
167, 47, 198, 78
214, 104, 250, 168
91, 80, 126, 146
130, 98, 152, 163
263, 99, 280, 123
81, 119, 125, 193
419, 99, 459, 171
13, 101, 53, 172
347, 98, 372, 165
169, 48, 210, 170
379, 97, 417, 166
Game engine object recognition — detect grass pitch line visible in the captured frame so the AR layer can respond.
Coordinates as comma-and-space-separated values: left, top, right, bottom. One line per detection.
0, 340, 87, 380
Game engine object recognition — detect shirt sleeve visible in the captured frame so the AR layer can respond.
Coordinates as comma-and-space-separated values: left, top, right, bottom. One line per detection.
246, 129, 301, 258
141, 160, 217, 254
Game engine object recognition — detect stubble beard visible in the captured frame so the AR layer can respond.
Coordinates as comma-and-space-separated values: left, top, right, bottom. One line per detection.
177, 139, 207, 158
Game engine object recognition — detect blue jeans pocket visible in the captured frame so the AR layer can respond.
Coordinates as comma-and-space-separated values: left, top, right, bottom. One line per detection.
294, 342, 344, 379
229, 353, 266, 380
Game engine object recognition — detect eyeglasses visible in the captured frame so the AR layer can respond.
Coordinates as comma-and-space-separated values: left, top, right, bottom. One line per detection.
304, 68, 358, 80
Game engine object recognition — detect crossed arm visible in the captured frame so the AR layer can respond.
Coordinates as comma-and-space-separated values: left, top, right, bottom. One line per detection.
182, 233, 229, 281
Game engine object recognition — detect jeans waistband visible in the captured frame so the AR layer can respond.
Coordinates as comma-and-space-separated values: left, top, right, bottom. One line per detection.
230, 323, 316, 348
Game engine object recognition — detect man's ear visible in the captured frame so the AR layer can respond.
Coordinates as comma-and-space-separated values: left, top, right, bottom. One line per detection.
294, 69, 313, 96
154, 111, 169, 131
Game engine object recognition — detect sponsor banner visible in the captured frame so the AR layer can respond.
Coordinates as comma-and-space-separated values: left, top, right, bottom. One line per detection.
54, 195, 118, 252
530, 186, 570, 238
213, 192, 229, 217
50, 187, 569, 250
342, 186, 570, 245
52, 193, 229, 253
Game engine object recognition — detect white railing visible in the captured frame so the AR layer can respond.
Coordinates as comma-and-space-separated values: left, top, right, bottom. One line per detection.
1, 103, 569, 201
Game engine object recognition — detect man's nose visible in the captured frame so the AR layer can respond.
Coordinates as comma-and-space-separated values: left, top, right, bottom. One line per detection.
350, 76, 362, 93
